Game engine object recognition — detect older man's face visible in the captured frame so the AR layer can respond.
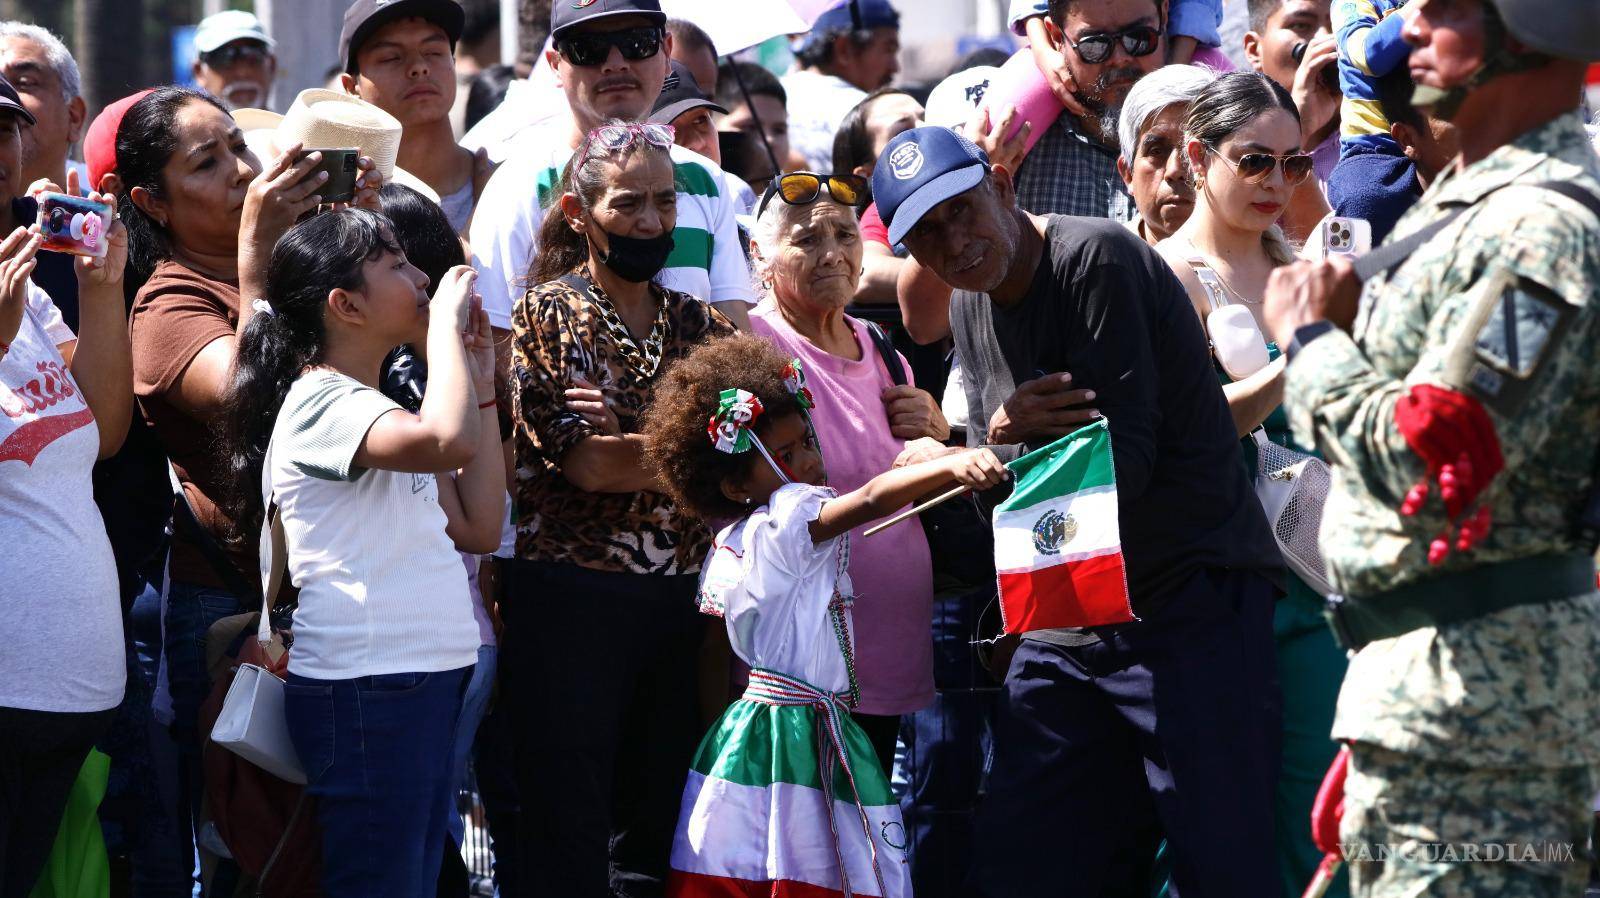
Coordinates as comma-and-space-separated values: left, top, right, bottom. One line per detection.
1119, 102, 1193, 242
194, 39, 276, 109
901, 172, 1022, 294
0, 36, 84, 185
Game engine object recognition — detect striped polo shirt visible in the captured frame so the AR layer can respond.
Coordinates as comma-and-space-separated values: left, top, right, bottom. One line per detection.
468, 124, 754, 330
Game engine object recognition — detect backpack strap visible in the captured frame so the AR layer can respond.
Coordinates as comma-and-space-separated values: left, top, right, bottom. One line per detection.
862, 320, 907, 387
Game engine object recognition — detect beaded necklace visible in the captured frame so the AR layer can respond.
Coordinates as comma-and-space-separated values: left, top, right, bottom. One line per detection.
827, 532, 860, 709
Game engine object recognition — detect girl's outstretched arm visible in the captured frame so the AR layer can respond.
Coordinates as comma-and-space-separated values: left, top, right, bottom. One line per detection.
809, 448, 1006, 543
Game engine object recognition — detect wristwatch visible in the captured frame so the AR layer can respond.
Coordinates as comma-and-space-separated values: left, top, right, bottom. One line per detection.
1286, 321, 1336, 362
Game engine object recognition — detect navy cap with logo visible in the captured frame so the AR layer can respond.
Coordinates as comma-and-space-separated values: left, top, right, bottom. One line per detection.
648, 60, 727, 125
551, 0, 667, 40
0, 73, 36, 127
873, 126, 990, 246
341, 0, 467, 74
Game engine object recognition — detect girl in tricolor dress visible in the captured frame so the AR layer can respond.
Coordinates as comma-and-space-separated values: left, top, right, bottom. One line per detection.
641, 334, 1004, 898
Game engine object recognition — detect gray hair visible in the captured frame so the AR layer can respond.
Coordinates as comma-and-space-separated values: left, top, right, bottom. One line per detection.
749, 192, 860, 297
0, 22, 81, 102
1116, 64, 1216, 168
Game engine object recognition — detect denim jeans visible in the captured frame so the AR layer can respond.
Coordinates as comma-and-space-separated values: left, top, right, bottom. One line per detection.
448, 645, 497, 848
285, 665, 471, 898
161, 579, 245, 896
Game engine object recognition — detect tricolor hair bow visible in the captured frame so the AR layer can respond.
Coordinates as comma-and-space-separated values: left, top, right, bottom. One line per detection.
782, 359, 814, 410
708, 388, 765, 454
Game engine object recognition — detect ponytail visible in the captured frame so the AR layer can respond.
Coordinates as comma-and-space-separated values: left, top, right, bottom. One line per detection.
220, 207, 401, 536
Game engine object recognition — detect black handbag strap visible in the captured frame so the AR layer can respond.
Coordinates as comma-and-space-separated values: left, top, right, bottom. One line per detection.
171, 478, 260, 603
863, 321, 907, 386
1353, 180, 1600, 282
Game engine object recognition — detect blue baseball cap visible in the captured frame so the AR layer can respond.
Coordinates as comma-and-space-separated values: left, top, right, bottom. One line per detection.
873, 126, 990, 245
800, 0, 900, 49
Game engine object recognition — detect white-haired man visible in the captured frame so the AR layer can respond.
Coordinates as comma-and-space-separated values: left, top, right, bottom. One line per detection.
1114, 63, 1214, 246
0, 22, 85, 190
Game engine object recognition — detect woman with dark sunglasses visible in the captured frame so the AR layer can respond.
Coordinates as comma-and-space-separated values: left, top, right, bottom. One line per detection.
1154, 70, 1351, 898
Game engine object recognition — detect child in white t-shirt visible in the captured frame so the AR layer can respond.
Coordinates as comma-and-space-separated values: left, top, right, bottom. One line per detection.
639, 334, 1004, 897
220, 207, 504, 897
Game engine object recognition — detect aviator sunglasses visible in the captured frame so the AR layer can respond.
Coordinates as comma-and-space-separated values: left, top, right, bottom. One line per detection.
1062, 25, 1162, 65
556, 26, 664, 67
1205, 145, 1315, 186
756, 172, 869, 219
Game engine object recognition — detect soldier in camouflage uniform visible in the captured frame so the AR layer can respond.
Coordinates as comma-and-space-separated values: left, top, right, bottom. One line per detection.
1261, 0, 1600, 895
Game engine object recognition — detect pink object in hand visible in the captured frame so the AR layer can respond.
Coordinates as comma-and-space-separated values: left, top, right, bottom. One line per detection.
983, 48, 1063, 158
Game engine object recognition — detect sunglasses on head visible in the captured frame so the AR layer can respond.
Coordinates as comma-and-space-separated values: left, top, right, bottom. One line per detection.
578, 122, 675, 163
556, 26, 663, 67
1062, 25, 1162, 65
756, 172, 869, 219
1205, 145, 1315, 185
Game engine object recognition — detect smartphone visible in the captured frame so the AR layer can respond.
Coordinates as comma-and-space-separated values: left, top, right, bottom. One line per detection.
299, 147, 360, 203
36, 192, 113, 259
1321, 216, 1372, 256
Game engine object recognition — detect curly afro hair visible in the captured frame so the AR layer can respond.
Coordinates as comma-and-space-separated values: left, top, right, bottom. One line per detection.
641, 334, 807, 523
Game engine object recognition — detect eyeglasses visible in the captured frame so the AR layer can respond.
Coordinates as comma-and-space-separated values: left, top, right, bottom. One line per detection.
577, 122, 675, 163
201, 42, 271, 68
1062, 25, 1162, 64
1205, 145, 1315, 185
556, 26, 663, 67
756, 172, 869, 218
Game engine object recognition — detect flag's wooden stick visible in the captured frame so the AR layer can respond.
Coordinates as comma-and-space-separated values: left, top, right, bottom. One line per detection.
863, 484, 971, 537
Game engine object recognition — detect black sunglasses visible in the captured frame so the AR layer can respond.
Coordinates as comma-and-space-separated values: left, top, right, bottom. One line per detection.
756, 172, 869, 219
1205, 145, 1315, 185
202, 42, 271, 68
556, 26, 663, 67
1062, 25, 1162, 65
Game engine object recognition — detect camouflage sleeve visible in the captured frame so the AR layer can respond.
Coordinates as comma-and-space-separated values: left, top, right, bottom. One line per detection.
1287, 195, 1600, 529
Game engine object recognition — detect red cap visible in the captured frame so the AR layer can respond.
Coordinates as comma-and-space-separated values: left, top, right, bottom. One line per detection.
85, 89, 155, 192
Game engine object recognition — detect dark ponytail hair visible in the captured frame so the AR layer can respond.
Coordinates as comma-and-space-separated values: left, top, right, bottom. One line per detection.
527, 119, 674, 286
115, 86, 232, 280
220, 207, 402, 535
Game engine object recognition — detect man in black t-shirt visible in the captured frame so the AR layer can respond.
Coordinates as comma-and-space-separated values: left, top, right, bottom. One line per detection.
875, 126, 1284, 897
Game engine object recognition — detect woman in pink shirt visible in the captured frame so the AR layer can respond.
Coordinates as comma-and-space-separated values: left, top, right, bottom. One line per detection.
745, 174, 949, 769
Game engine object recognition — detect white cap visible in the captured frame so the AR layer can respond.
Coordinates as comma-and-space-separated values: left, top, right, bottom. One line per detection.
924, 66, 1000, 131
194, 10, 275, 55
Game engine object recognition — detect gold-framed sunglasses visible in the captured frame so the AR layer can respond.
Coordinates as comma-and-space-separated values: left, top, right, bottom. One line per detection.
1205, 145, 1315, 185
756, 172, 869, 218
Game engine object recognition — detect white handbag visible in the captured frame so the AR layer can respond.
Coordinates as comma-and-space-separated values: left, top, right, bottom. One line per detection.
1252, 430, 1334, 597
210, 445, 307, 784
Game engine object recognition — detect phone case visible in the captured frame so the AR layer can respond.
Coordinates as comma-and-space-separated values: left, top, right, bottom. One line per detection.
36, 192, 112, 259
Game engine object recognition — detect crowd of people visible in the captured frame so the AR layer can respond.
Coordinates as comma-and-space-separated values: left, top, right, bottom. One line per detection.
2, 0, 1600, 897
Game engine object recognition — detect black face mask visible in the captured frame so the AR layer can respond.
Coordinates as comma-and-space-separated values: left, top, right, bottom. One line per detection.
593, 228, 675, 283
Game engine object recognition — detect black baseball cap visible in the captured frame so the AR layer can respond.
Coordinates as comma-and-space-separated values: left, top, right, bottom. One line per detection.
0, 74, 35, 127
551, 0, 666, 41
649, 61, 727, 125
341, 0, 467, 74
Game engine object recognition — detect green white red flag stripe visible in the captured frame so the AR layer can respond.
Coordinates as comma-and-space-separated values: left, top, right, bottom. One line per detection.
993, 420, 1135, 633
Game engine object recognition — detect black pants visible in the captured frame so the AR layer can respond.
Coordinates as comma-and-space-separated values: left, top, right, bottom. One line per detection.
0, 705, 116, 898
499, 559, 706, 898
971, 568, 1281, 898
852, 712, 902, 775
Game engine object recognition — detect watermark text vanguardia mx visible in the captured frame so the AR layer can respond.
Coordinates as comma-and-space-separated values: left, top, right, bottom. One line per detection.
1339, 842, 1578, 863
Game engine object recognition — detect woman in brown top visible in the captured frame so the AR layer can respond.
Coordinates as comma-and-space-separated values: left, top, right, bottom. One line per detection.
505, 122, 733, 896
117, 86, 374, 859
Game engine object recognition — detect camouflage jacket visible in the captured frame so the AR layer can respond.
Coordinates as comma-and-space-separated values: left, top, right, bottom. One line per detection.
1284, 112, 1600, 766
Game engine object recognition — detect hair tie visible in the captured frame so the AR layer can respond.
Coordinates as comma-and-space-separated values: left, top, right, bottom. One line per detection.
250, 298, 276, 317
707, 388, 765, 454
781, 359, 814, 410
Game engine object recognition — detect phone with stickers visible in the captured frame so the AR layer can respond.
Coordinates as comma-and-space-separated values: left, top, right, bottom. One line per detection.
36, 192, 113, 259
1320, 216, 1371, 257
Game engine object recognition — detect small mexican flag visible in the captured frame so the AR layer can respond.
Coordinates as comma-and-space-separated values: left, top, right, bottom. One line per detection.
994, 419, 1135, 633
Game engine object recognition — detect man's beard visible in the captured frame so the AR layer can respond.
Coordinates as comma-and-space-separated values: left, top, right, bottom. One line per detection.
221, 80, 268, 110
1079, 66, 1143, 151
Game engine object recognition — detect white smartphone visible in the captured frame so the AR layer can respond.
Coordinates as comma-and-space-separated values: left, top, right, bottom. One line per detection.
1321, 216, 1372, 256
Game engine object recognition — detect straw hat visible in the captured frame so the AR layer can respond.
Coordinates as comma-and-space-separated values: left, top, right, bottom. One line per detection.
278, 89, 402, 180
230, 93, 440, 204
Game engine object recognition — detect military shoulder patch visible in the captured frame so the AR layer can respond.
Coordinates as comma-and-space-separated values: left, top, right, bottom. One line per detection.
1443, 268, 1576, 416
